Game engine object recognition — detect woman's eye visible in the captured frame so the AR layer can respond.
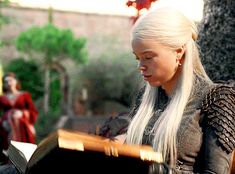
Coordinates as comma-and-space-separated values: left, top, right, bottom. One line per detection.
145, 57, 152, 60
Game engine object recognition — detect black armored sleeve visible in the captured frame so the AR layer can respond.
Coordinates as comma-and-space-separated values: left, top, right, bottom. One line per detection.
201, 84, 235, 153
97, 86, 145, 138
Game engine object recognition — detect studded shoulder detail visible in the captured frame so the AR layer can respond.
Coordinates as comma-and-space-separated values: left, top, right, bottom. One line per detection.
201, 84, 235, 153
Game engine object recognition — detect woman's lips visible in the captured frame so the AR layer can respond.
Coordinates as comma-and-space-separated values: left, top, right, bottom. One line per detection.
143, 74, 151, 80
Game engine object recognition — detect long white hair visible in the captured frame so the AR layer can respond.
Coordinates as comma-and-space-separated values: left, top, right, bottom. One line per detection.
125, 7, 212, 166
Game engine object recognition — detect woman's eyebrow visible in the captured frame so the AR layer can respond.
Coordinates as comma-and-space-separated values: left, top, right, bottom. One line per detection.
142, 50, 154, 54
132, 50, 153, 55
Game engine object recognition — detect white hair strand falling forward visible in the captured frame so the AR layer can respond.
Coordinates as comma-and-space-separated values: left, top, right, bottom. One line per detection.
125, 7, 212, 167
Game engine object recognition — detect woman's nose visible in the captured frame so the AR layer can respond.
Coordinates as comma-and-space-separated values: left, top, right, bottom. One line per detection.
138, 64, 147, 73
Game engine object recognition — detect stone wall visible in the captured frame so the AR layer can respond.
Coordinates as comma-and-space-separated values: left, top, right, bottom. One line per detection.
0, 6, 133, 63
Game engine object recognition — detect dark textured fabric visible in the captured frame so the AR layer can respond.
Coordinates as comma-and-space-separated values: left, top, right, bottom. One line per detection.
97, 112, 130, 138
98, 76, 235, 174
0, 164, 20, 174
98, 86, 145, 138
151, 83, 235, 174
201, 84, 235, 153
128, 86, 146, 119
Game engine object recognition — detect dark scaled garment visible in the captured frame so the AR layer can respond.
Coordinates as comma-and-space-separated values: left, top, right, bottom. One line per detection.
98, 76, 235, 174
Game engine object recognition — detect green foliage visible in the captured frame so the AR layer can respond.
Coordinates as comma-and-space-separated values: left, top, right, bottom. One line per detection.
16, 23, 88, 64
197, 1, 235, 81
0, 13, 10, 30
3, 58, 43, 100
35, 110, 61, 143
0, 0, 11, 48
69, 37, 88, 64
15, 23, 88, 116
0, 0, 11, 26
78, 52, 141, 114
49, 71, 62, 113
35, 75, 62, 142
0, 0, 9, 7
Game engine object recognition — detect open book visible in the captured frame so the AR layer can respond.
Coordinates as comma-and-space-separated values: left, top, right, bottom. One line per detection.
7, 128, 162, 174
7, 141, 37, 173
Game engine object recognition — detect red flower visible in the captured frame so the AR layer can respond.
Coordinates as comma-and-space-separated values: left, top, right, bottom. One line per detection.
126, 0, 157, 11
126, 0, 158, 24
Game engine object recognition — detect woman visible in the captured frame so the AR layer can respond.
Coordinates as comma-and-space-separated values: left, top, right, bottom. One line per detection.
98, 7, 235, 173
0, 72, 38, 164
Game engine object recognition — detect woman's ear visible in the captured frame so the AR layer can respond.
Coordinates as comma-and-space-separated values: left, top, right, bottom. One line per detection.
176, 44, 186, 61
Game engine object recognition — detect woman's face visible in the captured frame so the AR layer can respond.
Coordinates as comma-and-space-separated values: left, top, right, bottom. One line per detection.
132, 38, 180, 89
3, 76, 18, 90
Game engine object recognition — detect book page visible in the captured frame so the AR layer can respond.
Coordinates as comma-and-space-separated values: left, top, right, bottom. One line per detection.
10, 140, 37, 162
8, 141, 38, 173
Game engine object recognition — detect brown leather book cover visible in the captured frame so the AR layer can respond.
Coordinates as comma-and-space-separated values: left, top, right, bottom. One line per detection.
9, 128, 162, 174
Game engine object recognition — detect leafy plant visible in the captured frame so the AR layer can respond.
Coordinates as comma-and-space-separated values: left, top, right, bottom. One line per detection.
15, 24, 88, 114
197, 0, 235, 81
3, 58, 43, 101
77, 52, 141, 115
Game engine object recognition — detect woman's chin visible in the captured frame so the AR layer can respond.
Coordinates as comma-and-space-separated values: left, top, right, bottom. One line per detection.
148, 81, 161, 87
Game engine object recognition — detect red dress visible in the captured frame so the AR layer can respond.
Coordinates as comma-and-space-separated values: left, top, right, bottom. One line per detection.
0, 91, 38, 150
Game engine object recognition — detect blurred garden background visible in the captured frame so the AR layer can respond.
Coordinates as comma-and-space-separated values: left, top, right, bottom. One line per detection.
0, 0, 234, 143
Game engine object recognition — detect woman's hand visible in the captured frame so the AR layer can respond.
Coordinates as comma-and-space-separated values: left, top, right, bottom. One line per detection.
11, 110, 23, 119
114, 134, 126, 144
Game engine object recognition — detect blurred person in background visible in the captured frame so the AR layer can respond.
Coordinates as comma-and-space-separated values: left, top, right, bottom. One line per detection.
0, 72, 38, 165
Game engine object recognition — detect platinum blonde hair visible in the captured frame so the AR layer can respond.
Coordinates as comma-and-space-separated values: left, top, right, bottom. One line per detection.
125, 7, 212, 166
